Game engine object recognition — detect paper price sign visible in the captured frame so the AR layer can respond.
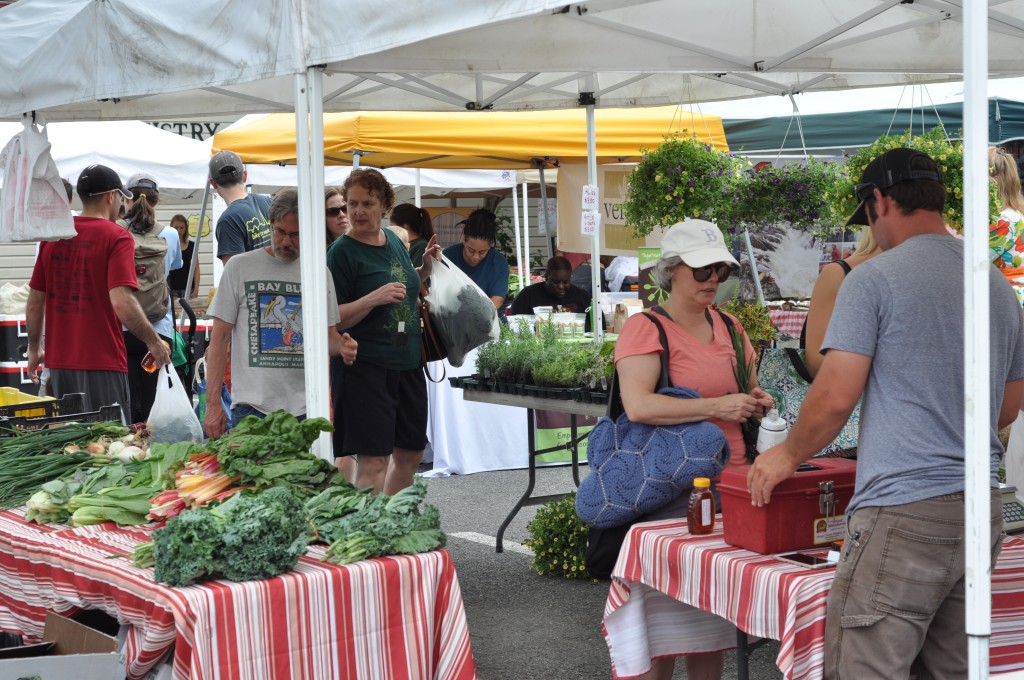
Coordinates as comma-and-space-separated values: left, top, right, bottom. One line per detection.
581, 184, 598, 211
580, 210, 600, 236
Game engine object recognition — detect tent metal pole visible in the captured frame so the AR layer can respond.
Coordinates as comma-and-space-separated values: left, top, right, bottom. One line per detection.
415, 168, 422, 207
521, 181, 530, 291
537, 165, 553, 259
179, 182, 211, 328
743, 230, 765, 307
512, 181, 524, 293
585, 93, 602, 344
294, 68, 332, 460
964, 1, 992, 678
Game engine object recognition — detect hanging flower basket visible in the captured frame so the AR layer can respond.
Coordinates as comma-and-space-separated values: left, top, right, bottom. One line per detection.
623, 134, 741, 238
720, 158, 844, 237
828, 127, 1001, 238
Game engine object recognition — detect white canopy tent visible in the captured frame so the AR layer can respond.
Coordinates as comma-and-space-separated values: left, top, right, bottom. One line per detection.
0, 2, 1016, 671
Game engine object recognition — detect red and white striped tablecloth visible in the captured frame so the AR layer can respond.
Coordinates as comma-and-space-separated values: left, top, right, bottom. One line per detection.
0, 511, 477, 680
768, 309, 808, 338
603, 519, 1024, 679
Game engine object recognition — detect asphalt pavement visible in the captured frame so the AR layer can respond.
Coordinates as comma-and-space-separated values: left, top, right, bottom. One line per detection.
420, 463, 783, 680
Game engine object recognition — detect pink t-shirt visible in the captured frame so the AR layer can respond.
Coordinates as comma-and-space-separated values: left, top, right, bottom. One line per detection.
615, 310, 754, 466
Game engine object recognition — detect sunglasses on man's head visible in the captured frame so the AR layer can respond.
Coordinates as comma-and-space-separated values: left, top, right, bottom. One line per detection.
690, 263, 732, 283
326, 205, 347, 217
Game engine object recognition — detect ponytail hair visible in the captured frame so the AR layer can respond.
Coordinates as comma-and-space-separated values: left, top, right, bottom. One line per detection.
125, 189, 159, 235
389, 203, 435, 241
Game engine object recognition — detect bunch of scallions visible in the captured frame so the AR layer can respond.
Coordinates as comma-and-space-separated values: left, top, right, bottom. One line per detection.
0, 422, 129, 509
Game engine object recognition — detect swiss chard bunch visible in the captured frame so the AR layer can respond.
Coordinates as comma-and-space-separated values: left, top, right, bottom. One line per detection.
205, 411, 338, 497
322, 478, 445, 565
147, 486, 310, 587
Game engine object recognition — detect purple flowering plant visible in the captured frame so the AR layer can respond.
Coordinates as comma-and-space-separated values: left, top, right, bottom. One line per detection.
623, 134, 742, 238
721, 158, 845, 239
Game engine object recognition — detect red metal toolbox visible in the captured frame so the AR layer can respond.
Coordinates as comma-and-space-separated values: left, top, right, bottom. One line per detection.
718, 458, 857, 554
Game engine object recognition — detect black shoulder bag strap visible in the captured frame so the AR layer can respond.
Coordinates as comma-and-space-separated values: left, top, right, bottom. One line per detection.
606, 311, 671, 420
796, 258, 851, 375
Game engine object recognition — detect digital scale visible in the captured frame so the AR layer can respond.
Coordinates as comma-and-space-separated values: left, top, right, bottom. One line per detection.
1001, 484, 1024, 534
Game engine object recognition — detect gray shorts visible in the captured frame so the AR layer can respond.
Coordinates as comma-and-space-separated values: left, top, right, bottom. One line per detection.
824, 489, 1002, 679
48, 368, 130, 424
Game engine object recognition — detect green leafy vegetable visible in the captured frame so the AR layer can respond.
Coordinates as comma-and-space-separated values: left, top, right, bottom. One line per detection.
149, 487, 310, 587
322, 479, 445, 565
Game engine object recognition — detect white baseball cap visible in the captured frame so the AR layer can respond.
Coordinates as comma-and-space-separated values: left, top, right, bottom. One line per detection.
659, 219, 739, 268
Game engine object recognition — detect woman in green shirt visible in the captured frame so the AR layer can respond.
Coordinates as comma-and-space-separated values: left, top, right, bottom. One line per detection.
327, 169, 441, 494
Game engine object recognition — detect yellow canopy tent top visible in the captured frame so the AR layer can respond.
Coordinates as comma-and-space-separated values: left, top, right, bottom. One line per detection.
212, 106, 728, 169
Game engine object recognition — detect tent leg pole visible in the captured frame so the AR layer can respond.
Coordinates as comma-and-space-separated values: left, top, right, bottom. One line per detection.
512, 180, 524, 295
964, 1, 992, 679
743, 230, 765, 307
294, 68, 332, 460
521, 182, 530, 291
180, 182, 211, 328
415, 168, 422, 208
585, 94, 602, 344
538, 166, 553, 259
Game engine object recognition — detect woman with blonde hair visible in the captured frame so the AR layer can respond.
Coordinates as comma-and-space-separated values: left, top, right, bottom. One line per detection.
989, 147, 1024, 305
801, 228, 880, 377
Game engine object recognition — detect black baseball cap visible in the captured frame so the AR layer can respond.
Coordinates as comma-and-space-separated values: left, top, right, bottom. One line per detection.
209, 150, 244, 184
846, 148, 944, 226
76, 164, 132, 201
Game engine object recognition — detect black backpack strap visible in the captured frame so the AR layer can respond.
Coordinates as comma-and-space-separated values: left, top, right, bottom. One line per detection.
607, 311, 672, 419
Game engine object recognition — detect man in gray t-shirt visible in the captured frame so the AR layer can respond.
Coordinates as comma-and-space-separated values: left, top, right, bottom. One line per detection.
749, 148, 1024, 678
204, 187, 357, 439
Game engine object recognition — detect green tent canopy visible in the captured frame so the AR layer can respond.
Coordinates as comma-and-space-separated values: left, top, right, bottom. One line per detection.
723, 97, 1024, 156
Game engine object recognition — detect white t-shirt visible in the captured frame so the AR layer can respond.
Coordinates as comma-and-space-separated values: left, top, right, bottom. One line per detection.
208, 248, 340, 415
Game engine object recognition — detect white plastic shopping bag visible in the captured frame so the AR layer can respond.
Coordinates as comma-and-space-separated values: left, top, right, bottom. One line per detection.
425, 255, 500, 367
0, 113, 74, 243
148, 364, 204, 444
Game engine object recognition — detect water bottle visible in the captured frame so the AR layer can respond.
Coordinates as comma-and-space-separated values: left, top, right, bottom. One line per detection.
756, 407, 789, 454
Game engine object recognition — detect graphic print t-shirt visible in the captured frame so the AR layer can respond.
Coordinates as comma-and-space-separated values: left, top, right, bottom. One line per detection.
215, 193, 272, 258
208, 248, 340, 415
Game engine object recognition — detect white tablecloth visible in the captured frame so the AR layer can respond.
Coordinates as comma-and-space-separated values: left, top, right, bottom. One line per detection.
424, 348, 529, 476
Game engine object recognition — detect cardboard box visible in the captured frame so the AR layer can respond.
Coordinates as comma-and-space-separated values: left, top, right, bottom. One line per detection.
0, 611, 119, 680
718, 458, 856, 554
612, 299, 644, 334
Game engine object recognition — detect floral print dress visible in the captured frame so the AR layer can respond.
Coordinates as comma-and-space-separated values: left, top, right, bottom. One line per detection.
990, 208, 1024, 305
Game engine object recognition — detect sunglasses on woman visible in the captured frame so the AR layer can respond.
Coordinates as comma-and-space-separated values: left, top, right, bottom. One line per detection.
326, 205, 347, 217
690, 263, 732, 282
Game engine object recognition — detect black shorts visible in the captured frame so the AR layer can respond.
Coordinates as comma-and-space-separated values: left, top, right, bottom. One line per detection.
331, 356, 427, 457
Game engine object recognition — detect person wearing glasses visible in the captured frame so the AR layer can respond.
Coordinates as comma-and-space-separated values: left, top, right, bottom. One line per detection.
204, 188, 357, 438
26, 164, 171, 423
509, 255, 592, 330
613, 218, 773, 680
442, 208, 509, 309
325, 186, 348, 247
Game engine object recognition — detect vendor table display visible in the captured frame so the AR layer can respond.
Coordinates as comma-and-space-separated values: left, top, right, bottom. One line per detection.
461, 390, 604, 552
767, 308, 808, 339
0, 509, 477, 680
603, 519, 1024, 680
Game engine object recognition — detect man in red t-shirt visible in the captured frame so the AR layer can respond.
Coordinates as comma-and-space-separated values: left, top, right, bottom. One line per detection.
27, 164, 171, 422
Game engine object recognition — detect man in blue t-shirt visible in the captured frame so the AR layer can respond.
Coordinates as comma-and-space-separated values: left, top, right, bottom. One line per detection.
209, 150, 271, 264
748, 148, 1024, 678
442, 208, 509, 309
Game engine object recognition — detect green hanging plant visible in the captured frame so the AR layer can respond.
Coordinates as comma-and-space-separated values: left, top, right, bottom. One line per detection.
721, 158, 845, 234
827, 127, 1001, 239
623, 134, 742, 238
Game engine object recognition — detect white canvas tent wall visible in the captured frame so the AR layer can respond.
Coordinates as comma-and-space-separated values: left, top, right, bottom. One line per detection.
0, 3, 1014, 668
